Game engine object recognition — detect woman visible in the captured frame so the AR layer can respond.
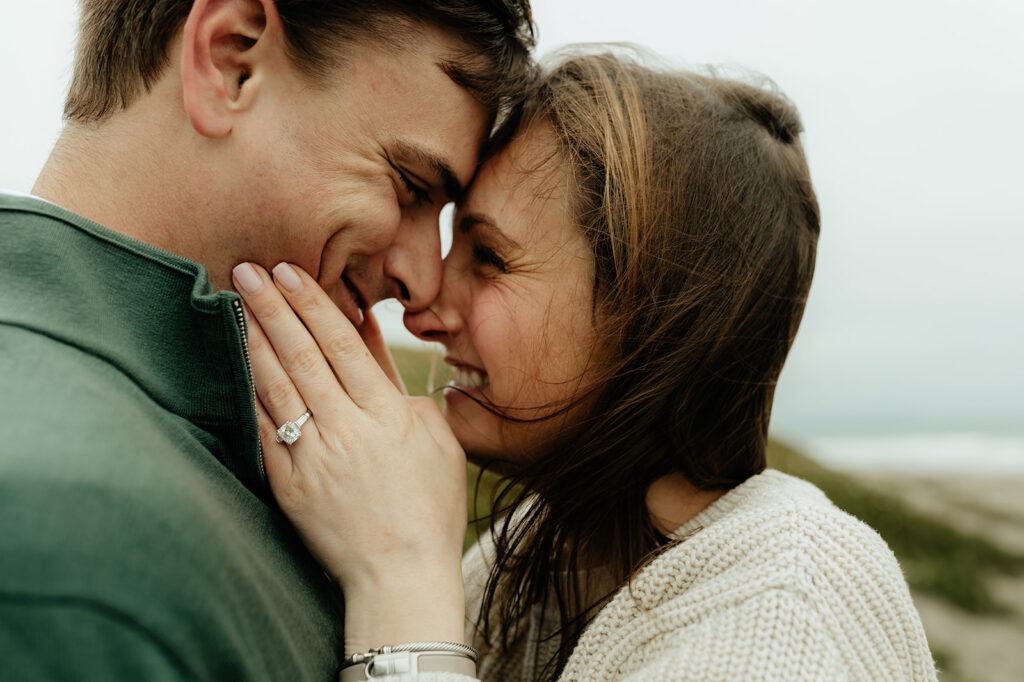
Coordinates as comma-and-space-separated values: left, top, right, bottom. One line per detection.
233, 52, 937, 680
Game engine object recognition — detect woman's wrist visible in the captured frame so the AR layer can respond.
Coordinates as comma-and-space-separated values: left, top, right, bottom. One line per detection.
342, 566, 467, 656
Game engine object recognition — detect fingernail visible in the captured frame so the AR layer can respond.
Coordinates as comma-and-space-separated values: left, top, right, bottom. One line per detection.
233, 263, 263, 294
273, 262, 303, 293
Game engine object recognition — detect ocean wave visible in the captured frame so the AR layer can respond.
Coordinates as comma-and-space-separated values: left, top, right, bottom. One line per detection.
793, 433, 1024, 474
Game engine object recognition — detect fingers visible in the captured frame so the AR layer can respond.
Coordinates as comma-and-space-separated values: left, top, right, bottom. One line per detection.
360, 308, 407, 394
233, 263, 351, 420
254, 394, 296, 496
240, 298, 324, 442
262, 262, 399, 410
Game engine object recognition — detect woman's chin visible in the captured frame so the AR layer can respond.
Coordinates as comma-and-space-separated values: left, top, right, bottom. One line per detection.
450, 425, 520, 474
442, 387, 532, 476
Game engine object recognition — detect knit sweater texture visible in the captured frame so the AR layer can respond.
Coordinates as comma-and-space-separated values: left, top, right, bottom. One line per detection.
383, 469, 937, 681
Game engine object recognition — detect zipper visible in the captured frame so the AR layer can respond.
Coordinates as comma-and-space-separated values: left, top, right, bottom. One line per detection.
232, 297, 266, 482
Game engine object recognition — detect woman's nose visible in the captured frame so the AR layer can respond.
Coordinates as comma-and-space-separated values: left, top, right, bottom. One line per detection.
404, 301, 452, 343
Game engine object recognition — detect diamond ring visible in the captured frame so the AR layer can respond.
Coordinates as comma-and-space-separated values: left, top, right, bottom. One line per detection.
275, 409, 313, 445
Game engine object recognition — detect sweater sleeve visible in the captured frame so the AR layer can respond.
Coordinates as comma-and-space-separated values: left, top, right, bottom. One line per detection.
0, 595, 195, 681
612, 588, 847, 682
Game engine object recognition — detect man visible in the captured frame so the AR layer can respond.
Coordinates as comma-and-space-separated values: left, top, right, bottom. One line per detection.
0, 0, 534, 679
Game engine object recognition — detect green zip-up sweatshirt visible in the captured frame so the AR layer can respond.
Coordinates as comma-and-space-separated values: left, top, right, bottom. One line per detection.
0, 193, 344, 680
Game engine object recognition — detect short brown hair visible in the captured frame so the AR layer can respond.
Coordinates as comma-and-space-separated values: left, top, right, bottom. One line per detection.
65, 0, 535, 124
477, 51, 820, 679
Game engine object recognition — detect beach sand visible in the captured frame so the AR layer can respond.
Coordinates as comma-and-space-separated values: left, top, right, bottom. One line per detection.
856, 472, 1024, 682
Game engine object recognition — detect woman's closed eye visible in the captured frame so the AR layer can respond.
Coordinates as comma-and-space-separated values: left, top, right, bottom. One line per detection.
473, 244, 506, 272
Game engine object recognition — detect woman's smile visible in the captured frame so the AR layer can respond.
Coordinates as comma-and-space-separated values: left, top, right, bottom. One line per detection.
405, 124, 600, 464
446, 362, 489, 391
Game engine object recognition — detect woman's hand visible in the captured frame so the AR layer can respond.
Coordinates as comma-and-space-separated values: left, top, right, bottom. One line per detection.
231, 262, 468, 653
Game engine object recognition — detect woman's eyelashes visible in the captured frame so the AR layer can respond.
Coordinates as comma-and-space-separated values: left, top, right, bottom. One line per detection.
473, 244, 507, 273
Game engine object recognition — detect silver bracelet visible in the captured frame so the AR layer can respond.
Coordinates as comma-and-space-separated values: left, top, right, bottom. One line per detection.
339, 642, 478, 681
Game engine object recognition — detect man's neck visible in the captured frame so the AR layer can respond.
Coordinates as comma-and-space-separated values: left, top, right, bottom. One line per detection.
32, 106, 227, 289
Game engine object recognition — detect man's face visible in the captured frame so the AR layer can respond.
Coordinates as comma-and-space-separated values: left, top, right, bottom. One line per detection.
230, 25, 490, 324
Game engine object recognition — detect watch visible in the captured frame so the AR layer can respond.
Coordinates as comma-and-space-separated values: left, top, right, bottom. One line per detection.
339, 642, 478, 681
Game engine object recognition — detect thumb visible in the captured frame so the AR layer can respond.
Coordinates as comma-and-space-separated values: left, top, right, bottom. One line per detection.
408, 396, 462, 454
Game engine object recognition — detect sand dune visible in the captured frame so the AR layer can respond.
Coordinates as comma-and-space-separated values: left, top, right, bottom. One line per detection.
857, 473, 1024, 682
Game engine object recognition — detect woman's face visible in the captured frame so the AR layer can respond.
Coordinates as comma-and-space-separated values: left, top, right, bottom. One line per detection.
404, 125, 601, 465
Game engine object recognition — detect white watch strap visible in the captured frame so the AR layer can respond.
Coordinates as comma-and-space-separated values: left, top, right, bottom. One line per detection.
340, 651, 477, 681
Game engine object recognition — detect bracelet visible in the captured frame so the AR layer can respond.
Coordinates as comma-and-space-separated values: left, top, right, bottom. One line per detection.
339, 642, 478, 681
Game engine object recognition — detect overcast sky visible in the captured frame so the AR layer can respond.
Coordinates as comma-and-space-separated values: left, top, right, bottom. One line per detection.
2, 1, 1021, 437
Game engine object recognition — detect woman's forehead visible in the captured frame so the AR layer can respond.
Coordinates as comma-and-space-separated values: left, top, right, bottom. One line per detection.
460, 127, 573, 244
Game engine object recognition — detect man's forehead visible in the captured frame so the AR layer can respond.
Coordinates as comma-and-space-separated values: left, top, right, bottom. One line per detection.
355, 37, 490, 200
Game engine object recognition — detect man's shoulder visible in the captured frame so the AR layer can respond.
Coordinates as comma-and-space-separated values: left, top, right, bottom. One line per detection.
0, 321, 212, 479
0, 324, 248, 569
0, 447, 276, 618
0, 457, 343, 681
0, 323, 343, 679
0, 321, 262, 597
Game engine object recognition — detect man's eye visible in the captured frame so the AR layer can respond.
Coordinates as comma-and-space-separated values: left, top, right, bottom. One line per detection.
399, 171, 433, 206
473, 244, 506, 272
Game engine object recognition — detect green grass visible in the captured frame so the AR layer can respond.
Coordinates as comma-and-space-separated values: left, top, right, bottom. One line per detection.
391, 346, 448, 403
768, 440, 1024, 614
392, 345, 1024, 614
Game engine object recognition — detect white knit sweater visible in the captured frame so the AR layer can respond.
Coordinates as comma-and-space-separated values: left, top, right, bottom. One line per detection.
379, 470, 937, 681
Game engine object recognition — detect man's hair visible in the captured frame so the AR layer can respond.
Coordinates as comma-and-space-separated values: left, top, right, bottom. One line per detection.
65, 0, 535, 125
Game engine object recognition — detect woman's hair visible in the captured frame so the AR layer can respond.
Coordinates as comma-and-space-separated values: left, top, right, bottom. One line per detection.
477, 50, 820, 679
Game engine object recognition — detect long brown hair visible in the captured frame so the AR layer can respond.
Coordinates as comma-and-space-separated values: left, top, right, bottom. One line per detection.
476, 50, 821, 679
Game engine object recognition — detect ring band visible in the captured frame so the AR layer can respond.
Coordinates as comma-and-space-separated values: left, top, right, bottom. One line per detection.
275, 409, 313, 445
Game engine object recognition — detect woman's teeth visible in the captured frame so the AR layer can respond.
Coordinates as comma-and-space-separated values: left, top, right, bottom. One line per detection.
450, 365, 488, 389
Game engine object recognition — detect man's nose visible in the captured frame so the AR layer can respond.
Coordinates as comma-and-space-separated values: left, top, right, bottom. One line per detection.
403, 252, 466, 343
383, 209, 443, 312
404, 288, 459, 345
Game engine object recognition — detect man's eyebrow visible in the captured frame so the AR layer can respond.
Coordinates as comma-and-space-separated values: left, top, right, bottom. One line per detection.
458, 212, 522, 251
391, 140, 466, 202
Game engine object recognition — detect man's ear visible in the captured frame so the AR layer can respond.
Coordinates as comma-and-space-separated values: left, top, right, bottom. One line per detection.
181, 0, 282, 138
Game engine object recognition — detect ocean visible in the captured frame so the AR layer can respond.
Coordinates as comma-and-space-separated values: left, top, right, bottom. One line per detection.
791, 432, 1024, 474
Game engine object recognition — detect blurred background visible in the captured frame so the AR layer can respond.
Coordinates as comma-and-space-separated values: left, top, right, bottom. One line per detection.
2, 2, 1021, 679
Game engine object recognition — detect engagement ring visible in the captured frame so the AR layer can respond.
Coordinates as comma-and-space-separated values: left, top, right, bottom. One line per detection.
275, 409, 313, 445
